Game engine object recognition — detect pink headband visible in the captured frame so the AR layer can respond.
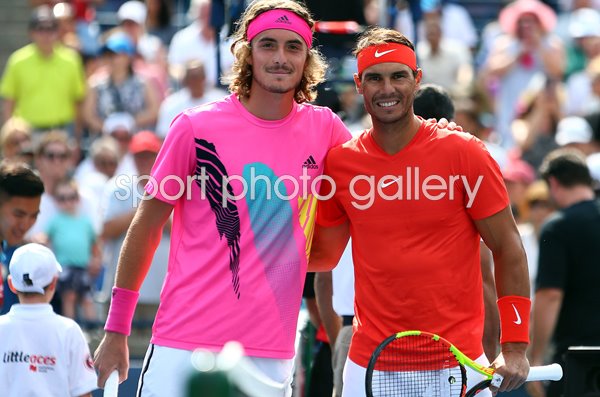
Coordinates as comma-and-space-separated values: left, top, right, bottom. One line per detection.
247, 9, 313, 48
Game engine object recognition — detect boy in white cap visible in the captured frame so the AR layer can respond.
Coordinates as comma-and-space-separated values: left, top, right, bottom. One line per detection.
0, 243, 97, 397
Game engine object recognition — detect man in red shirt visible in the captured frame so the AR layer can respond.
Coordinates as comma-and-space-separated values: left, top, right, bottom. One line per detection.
309, 27, 531, 396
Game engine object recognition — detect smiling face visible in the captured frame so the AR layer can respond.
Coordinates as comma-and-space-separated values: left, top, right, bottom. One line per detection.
355, 62, 421, 125
0, 196, 41, 245
248, 29, 308, 96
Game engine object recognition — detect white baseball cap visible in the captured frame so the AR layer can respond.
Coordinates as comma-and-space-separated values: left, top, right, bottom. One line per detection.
555, 116, 593, 146
117, 1, 147, 25
9, 244, 62, 294
569, 8, 600, 39
102, 112, 136, 135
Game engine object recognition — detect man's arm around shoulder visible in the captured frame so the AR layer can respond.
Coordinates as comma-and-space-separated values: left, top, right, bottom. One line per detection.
308, 221, 350, 272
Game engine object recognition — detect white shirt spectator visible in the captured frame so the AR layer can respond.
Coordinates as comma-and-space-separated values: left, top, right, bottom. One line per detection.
156, 87, 227, 138
168, 22, 234, 88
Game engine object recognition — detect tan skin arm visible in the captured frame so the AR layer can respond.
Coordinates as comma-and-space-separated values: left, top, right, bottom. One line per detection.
94, 196, 172, 388
134, 81, 160, 129
315, 271, 342, 348
102, 210, 136, 239
2, 99, 15, 123
474, 206, 530, 393
481, 241, 500, 363
307, 221, 350, 272
82, 86, 104, 134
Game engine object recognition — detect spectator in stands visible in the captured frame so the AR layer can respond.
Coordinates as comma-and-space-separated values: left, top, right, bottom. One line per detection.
393, 0, 478, 50
100, 131, 167, 326
503, 156, 536, 224
454, 98, 509, 170
28, 131, 100, 239
145, 0, 177, 46
555, 115, 597, 155
44, 178, 100, 326
511, 76, 563, 172
0, 162, 44, 315
484, 0, 564, 149
0, 5, 86, 139
168, 0, 234, 88
529, 148, 600, 397
74, 136, 120, 193
82, 32, 160, 135
156, 60, 227, 138
29, 0, 102, 58
565, 52, 600, 116
116, 0, 170, 99
416, 14, 473, 93
0, 118, 33, 164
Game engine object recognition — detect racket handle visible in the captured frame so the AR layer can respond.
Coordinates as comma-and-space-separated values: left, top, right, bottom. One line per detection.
490, 364, 562, 388
104, 370, 119, 397
527, 364, 563, 382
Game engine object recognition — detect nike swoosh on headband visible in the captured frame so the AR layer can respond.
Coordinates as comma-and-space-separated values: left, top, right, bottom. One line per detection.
374, 49, 397, 58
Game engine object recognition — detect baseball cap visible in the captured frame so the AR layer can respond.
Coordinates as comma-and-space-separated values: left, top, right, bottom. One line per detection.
29, 5, 58, 30
9, 244, 62, 294
103, 112, 136, 135
569, 8, 600, 39
118, 1, 147, 25
102, 33, 136, 56
555, 116, 593, 146
129, 131, 161, 154
503, 158, 536, 184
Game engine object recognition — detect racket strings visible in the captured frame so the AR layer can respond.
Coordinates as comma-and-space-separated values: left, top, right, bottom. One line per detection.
371, 335, 466, 397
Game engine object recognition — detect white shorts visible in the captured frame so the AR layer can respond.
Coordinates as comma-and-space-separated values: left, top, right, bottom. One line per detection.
136, 344, 295, 397
342, 353, 492, 397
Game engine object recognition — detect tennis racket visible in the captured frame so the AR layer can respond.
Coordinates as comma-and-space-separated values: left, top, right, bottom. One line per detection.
103, 370, 119, 397
366, 330, 562, 397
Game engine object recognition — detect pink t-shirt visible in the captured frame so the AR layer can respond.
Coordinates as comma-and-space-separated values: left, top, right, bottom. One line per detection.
146, 94, 350, 358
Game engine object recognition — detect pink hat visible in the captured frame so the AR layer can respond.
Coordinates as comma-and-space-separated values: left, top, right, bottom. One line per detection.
499, 0, 557, 36
503, 158, 536, 184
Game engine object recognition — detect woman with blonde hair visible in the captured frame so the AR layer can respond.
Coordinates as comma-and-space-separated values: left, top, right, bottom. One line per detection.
0, 117, 33, 163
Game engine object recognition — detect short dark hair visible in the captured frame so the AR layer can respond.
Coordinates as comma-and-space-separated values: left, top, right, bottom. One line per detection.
413, 84, 455, 121
0, 161, 45, 205
539, 148, 593, 188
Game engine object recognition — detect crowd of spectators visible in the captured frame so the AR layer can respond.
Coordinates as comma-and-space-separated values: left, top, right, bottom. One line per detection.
0, 0, 599, 395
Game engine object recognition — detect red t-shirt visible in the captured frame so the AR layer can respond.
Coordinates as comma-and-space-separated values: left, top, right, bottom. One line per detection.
317, 120, 509, 367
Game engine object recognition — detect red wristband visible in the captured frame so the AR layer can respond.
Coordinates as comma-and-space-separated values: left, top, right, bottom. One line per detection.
104, 286, 139, 336
497, 295, 531, 344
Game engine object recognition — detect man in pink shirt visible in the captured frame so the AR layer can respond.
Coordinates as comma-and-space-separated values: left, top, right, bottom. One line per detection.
93, 1, 350, 395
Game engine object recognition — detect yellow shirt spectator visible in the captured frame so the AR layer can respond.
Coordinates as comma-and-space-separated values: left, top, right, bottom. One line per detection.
0, 44, 86, 129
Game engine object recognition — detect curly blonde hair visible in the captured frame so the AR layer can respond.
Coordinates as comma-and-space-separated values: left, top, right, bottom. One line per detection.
224, 0, 327, 103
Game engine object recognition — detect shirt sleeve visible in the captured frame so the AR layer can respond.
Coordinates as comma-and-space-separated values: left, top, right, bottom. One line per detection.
329, 113, 352, 149
0, 55, 17, 100
145, 112, 196, 205
68, 324, 98, 396
316, 150, 348, 227
463, 136, 510, 220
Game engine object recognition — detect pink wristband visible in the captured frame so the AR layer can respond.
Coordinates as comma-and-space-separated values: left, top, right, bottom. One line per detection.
104, 286, 139, 336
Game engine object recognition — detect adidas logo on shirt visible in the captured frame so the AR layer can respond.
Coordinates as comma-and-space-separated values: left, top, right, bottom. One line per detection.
303, 155, 318, 169
274, 15, 292, 24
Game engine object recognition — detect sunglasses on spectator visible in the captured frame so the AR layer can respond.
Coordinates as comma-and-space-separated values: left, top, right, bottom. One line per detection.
56, 193, 78, 202
43, 151, 69, 161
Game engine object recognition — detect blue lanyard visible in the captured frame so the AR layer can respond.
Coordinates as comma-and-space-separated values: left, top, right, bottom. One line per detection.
0, 240, 7, 266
